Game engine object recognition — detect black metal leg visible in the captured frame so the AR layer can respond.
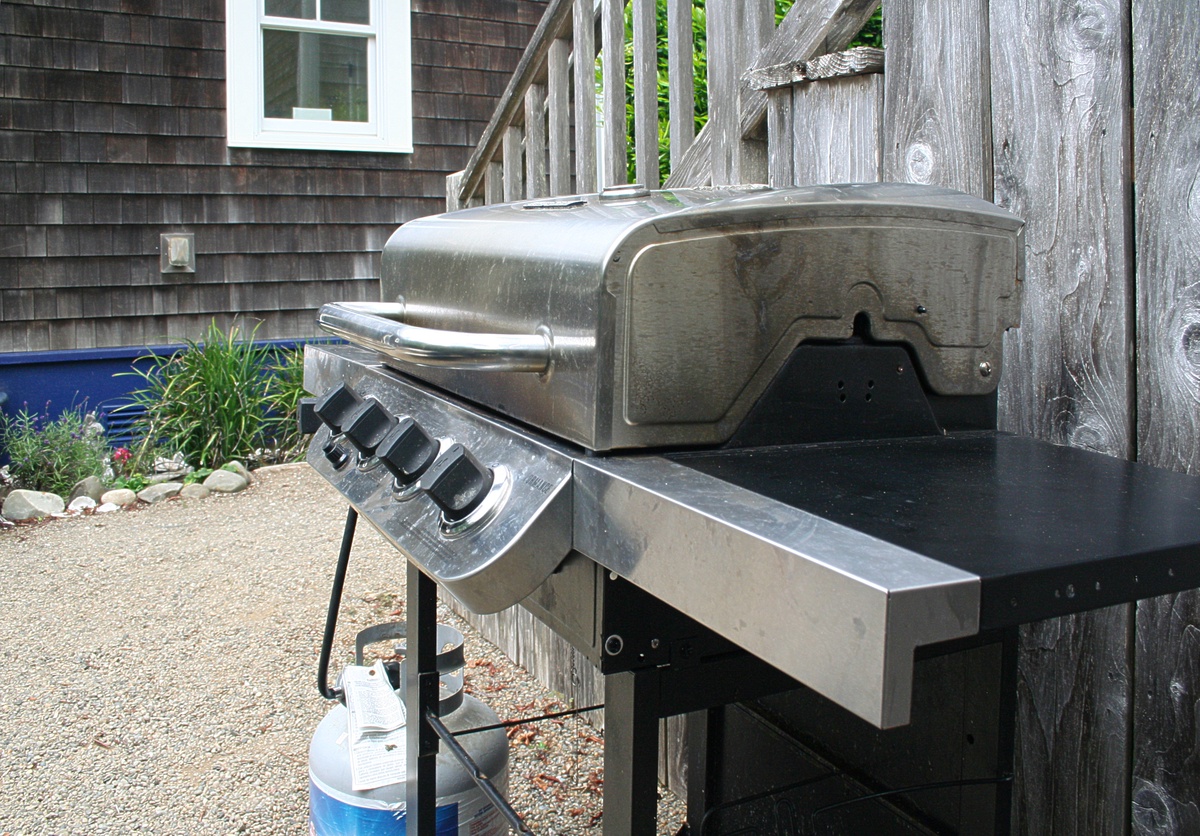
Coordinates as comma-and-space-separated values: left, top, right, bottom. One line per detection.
604, 668, 662, 836
685, 707, 722, 835
406, 561, 439, 836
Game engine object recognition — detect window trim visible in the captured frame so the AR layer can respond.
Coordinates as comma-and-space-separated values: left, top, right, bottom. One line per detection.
225, 0, 413, 154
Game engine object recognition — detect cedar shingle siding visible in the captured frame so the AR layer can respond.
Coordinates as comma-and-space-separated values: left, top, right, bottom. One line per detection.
0, 0, 544, 352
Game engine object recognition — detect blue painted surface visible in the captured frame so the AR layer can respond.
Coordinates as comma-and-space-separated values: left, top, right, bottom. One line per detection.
0, 339, 332, 455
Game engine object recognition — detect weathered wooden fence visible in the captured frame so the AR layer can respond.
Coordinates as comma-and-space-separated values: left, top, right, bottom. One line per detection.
443, 0, 1200, 830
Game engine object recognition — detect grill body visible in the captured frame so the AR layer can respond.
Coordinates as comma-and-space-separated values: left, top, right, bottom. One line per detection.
304, 184, 1200, 835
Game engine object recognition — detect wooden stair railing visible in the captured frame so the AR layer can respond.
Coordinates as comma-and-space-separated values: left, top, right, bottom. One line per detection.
447, 0, 882, 210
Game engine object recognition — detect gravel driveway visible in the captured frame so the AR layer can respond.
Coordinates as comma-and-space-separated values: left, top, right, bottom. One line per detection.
0, 463, 683, 835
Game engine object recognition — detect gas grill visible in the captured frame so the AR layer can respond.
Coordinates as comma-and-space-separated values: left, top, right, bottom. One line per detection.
303, 184, 1200, 834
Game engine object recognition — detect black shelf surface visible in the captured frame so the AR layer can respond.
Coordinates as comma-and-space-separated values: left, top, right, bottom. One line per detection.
669, 433, 1200, 628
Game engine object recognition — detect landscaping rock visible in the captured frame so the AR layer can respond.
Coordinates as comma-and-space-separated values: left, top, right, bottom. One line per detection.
100, 488, 138, 507
203, 469, 249, 494
67, 495, 97, 513
94, 502, 121, 514
2, 489, 65, 521
68, 476, 105, 503
138, 482, 183, 505
147, 473, 182, 486
222, 461, 252, 483
180, 483, 210, 500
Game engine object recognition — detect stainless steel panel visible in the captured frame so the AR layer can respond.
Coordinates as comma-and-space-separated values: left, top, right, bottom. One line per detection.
303, 344, 574, 614
572, 454, 981, 728
367, 183, 1022, 451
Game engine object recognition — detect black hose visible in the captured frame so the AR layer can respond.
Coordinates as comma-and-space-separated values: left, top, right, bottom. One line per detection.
317, 506, 358, 701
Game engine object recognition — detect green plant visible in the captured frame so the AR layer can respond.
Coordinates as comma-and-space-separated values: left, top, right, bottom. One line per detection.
185, 467, 214, 485
120, 320, 279, 470
263, 345, 311, 462
110, 473, 149, 493
0, 402, 109, 496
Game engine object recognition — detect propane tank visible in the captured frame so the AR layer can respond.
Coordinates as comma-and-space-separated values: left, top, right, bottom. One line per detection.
309, 624, 509, 836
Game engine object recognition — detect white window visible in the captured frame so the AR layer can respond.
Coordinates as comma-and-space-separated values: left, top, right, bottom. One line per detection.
225, 0, 412, 153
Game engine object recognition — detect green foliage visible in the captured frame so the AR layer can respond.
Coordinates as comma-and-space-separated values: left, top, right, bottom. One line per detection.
185, 467, 214, 485
0, 402, 109, 496
263, 345, 311, 461
120, 320, 280, 470
109, 473, 149, 493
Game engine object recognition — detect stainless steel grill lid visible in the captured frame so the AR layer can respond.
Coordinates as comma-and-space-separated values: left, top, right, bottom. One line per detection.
318, 183, 1024, 451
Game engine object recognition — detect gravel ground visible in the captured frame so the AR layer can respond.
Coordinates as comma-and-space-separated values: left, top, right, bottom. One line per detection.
0, 463, 685, 835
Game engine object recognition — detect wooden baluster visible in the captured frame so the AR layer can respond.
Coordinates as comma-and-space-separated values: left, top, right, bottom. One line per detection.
484, 160, 504, 205
572, 0, 597, 193
600, 0, 627, 187
631, 0, 659, 188
666, 0, 695, 171
525, 84, 548, 199
503, 124, 525, 202
547, 37, 572, 195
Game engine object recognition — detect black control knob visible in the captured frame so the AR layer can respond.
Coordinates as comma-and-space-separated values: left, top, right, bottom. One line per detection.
377, 417, 439, 485
421, 444, 494, 522
342, 398, 394, 456
322, 441, 350, 469
314, 383, 364, 435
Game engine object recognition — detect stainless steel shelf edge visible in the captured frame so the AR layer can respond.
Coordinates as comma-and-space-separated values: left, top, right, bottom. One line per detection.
572, 455, 982, 728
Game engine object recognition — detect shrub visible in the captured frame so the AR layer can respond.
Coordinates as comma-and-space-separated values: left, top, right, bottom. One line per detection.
263, 345, 310, 462
0, 402, 109, 496
122, 320, 279, 470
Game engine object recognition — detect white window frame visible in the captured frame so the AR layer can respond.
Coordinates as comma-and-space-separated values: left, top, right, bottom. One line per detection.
225, 0, 413, 153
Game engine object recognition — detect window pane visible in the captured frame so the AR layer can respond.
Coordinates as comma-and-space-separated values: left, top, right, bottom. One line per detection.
322, 0, 369, 25
264, 0, 316, 20
263, 30, 369, 123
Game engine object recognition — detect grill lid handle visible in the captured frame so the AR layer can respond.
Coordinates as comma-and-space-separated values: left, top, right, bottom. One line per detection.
316, 302, 552, 373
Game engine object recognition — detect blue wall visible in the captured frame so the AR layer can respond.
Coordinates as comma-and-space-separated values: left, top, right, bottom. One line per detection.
0, 339, 325, 452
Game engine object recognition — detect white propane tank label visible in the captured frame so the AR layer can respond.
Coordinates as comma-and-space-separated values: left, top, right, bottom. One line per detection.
309, 769, 510, 836
342, 661, 408, 791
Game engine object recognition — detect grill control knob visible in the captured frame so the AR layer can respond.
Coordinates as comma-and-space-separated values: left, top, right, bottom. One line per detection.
322, 441, 350, 469
314, 383, 364, 435
421, 444, 494, 522
342, 398, 394, 456
377, 417, 439, 485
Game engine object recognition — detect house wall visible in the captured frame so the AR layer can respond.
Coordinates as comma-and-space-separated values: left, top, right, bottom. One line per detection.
0, 0, 545, 354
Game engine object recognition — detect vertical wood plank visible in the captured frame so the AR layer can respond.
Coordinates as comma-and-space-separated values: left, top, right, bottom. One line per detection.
883, 0, 992, 198
503, 125, 525, 202
484, 160, 504, 205
666, 0, 695, 171
600, 0, 627, 187
791, 74, 882, 186
573, 0, 598, 193
548, 37, 573, 195
988, 0, 1135, 832
1131, 3, 1200, 834
525, 84, 548, 198
766, 87, 794, 187
706, 0, 772, 185
632, 0, 660, 188
445, 171, 466, 211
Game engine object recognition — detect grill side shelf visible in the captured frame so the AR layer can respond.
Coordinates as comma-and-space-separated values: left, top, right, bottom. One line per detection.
571, 454, 981, 729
